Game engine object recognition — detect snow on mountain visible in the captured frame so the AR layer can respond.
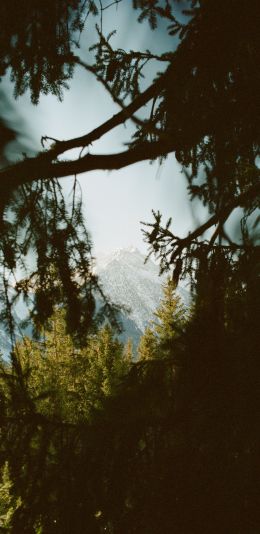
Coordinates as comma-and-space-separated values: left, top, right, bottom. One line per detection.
96, 247, 189, 334
0, 248, 190, 358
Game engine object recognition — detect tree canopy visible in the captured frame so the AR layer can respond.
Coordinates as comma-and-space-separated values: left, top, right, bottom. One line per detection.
0, 0, 259, 339
0, 4, 259, 531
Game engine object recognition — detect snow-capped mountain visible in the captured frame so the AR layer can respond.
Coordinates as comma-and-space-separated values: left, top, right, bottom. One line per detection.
96, 247, 189, 339
0, 248, 189, 358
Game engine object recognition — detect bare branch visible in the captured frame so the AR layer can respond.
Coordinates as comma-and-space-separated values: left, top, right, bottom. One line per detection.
101, 0, 122, 11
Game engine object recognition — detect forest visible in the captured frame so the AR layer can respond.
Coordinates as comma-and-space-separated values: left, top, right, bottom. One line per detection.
0, 1, 259, 532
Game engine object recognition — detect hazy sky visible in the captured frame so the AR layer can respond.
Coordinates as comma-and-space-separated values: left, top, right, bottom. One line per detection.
1, 1, 208, 257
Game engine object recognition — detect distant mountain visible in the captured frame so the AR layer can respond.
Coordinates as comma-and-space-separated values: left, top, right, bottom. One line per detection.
0, 249, 190, 358
96, 247, 190, 348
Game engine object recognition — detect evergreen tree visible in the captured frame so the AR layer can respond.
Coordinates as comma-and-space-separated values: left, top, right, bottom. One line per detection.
0, 312, 132, 532
0, 1, 258, 339
14, 310, 129, 423
153, 279, 187, 356
0, 3, 259, 532
137, 325, 158, 361
138, 279, 187, 360
0, 462, 21, 531
81, 324, 129, 411
123, 338, 134, 364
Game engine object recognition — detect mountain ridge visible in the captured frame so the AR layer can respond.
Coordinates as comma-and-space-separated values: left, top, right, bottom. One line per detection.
0, 248, 189, 358
96, 248, 189, 337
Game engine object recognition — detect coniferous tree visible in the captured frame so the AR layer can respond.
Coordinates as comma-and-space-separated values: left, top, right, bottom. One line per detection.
0, 462, 21, 531
153, 279, 187, 356
0, 3, 259, 532
123, 338, 134, 364
0, 312, 131, 533
12, 310, 129, 423
82, 324, 129, 410
138, 279, 187, 360
137, 325, 158, 361
0, 0, 258, 338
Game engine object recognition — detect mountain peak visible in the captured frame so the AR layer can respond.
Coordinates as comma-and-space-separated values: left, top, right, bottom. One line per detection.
96, 248, 164, 332
96, 247, 157, 273
96, 248, 190, 334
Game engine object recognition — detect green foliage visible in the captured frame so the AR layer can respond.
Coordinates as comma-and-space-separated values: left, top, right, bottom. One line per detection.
138, 278, 187, 360
0, 267, 259, 532
13, 310, 129, 423
0, 177, 119, 349
137, 325, 158, 360
0, 462, 21, 530
123, 338, 134, 363
85, 324, 129, 403
0, 312, 130, 532
0, 2, 259, 531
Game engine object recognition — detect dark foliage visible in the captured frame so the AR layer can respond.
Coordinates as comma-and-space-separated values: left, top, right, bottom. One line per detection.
0, 254, 259, 532
0, 1, 259, 532
0, 0, 99, 104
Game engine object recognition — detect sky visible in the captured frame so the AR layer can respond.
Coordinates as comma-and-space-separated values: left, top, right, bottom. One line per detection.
1, 1, 208, 258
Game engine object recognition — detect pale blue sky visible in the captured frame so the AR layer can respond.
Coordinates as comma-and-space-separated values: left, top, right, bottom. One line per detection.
1, 1, 208, 257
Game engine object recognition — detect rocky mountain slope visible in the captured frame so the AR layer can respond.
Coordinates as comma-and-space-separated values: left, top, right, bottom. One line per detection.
96, 247, 189, 347
0, 248, 189, 358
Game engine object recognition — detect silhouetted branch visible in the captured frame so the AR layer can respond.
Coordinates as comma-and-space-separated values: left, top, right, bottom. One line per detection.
143, 183, 260, 270
170, 183, 260, 261
0, 73, 166, 197
75, 57, 145, 127
0, 139, 175, 190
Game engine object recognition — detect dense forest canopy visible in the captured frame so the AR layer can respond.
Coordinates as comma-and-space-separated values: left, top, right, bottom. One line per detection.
0, 1, 259, 532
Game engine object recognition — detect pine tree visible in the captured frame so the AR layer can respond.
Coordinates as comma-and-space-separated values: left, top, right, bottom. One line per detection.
138, 279, 187, 361
0, 312, 132, 532
137, 326, 158, 361
123, 337, 134, 364
14, 310, 130, 423
0, 462, 21, 530
85, 324, 129, 405
153, 279, 186, 354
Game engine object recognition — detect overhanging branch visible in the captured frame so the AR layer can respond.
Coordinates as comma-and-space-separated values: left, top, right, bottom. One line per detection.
0, 72, 168, 200
0, 139, 175, 191
169, 183, 260, 261
42, 72, 165, 159
143, 184, 260, 270
75, 57, 145, 127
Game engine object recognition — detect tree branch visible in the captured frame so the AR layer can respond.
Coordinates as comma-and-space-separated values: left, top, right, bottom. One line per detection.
40, 72, 166, 160
169, 184, 260, 262
0, 72, 170, 197
75, 57, 145, 127
0, 140, 175, 191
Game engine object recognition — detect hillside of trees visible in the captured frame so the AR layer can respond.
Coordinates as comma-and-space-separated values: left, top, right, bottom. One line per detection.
0, 277, 259, 532
0, 1, 259, 532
